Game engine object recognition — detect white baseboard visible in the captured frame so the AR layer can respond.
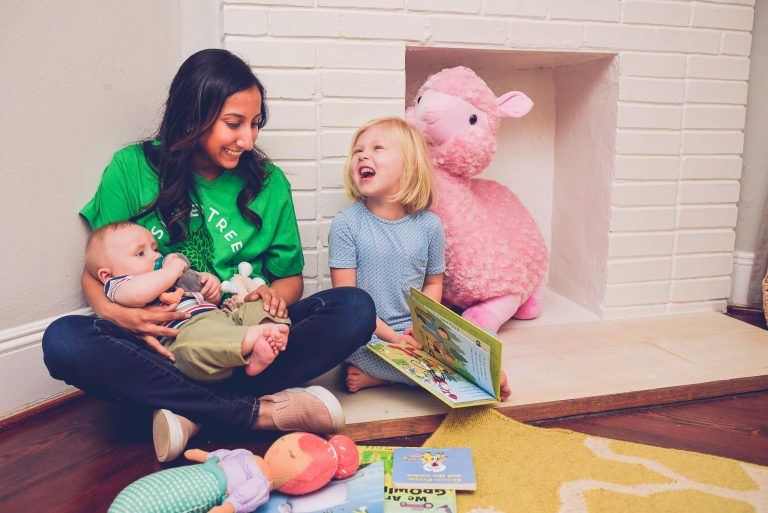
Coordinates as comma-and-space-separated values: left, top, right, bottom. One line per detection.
730, 251, 755, 307
0, 308, 90, 419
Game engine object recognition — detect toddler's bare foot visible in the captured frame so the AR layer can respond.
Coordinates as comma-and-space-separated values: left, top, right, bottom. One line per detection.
242, 323, 289, 376
346, 365, 390, 393
500, 370, 511, 402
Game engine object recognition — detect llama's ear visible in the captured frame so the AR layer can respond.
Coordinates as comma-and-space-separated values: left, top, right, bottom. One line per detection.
497, 91, 533, 118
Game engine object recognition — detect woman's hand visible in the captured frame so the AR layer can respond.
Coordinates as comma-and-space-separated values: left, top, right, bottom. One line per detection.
244, 284, 287, 318
103, 302, 188, 362
198, 272, 222, 304
82, 267, 187, 361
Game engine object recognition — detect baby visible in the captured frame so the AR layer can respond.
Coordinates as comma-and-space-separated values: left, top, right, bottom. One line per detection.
84, 221, 289, 382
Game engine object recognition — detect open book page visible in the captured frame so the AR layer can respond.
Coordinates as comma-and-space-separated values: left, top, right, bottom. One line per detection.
367, 288, 502, 408
367, 341, 497, 406
409, 289, 501, 396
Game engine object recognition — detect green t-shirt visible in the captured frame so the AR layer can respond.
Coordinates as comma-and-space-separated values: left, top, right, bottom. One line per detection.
81, 144, 304, 283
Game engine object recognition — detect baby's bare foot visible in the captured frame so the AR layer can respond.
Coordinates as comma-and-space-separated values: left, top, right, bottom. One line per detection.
244, 335, 277, 376
241, 323, 288, 376
269, 323, 289, 351
346, 365, 390, 393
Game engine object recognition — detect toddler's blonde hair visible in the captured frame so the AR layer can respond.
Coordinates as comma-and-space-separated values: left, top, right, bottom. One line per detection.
343, 117, 435, 214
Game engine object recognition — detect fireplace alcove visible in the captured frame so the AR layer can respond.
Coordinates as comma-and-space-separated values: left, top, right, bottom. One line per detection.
406, 47, 619, 326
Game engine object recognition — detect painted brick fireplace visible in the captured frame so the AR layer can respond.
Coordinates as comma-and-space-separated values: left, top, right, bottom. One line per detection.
222, 0, 754, 319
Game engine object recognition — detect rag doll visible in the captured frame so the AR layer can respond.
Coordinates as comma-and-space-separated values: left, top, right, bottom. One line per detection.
108, 433, 359, 513
406, 66, 549, 332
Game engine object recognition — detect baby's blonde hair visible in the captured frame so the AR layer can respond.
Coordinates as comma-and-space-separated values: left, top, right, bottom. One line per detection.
343, 117, 435, 214
84, 221, 137, 278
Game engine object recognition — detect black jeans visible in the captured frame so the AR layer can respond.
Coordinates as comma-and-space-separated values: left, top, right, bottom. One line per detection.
42, 287, 375, 428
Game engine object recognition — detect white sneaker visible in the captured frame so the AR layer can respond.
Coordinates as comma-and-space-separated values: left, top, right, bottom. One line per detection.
152, 409, 201, 462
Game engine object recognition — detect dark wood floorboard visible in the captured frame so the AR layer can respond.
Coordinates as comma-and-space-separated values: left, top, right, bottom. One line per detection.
533, 392, 768, 466
1, 310, 766, 511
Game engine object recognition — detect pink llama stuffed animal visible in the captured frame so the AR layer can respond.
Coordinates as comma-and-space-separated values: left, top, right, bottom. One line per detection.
405, 66, 549, 332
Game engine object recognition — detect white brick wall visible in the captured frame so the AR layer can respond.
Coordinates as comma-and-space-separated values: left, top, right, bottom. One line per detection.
721, 31, 753, 55
619, 77, 685, 104
621, 53, 686, 78
615, 156, 679, 180
484, 0, 547, 18
429, 16, 508, 44
686, 79, 749, 104
220, 0, 755, 314
608, 257, 673, 283
551, 0, 620, 22
622, 1, 690, 27
692, 2, 755, 31
681, 156, 742, 179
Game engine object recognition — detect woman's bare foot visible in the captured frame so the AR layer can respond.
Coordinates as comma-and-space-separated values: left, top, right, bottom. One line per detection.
242, 323, 289, 376
500, 370, 511, 402
346, 365, 390, 393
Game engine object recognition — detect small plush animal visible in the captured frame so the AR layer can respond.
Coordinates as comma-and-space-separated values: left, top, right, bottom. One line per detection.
108, 433, 360, 513
221, 261, 266, 314
156, 253, 205, 304
406, 66, 549, 332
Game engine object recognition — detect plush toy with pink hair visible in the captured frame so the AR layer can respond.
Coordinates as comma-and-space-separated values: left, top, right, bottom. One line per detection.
406, 66, 549, 332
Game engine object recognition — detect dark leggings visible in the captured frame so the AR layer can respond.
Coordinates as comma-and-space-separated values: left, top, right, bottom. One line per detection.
42, 287, 375, 428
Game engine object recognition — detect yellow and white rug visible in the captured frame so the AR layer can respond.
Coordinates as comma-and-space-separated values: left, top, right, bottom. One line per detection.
424, 408, 768, 513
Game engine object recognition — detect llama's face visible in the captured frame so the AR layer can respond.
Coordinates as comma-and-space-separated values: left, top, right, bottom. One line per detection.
408, 89, 493, 153
406, 89, 498, 178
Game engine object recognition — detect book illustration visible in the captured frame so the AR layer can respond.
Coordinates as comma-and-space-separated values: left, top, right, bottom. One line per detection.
358, 446, 457, 513
412, 305, 492, 392
368, 342, 465, 403
254, 460, 385, 513
414, 306, 467, 369
392, 448, 476, 491
367, 288, 502, 408
404, 450, 447, 472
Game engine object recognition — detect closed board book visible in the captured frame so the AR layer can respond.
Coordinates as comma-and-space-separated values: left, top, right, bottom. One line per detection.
358, 446, 457, 513
391, 448, 476, 491
367, 288, 503, 408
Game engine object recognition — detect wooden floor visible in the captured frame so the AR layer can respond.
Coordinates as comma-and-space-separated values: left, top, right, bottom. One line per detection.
1, 308, 766, 512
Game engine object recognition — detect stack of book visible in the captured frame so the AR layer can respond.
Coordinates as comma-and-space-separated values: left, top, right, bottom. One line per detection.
252, 446, 475, 513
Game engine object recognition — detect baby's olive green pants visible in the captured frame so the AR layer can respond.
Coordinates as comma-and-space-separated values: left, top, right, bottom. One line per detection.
165, 300, 290, 382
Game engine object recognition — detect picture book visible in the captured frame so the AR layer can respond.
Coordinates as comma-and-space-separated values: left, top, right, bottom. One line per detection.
367, 288, 503, 407
254, 460, 385, 513
358, 445, 457, 513
391, 448, 476, 491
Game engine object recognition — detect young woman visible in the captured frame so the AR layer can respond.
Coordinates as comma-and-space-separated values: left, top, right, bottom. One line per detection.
42, 49, 376, 462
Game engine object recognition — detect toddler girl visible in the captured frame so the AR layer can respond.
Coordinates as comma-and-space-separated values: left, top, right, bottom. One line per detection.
330, 117, 511, 401
329, 117, 445, 392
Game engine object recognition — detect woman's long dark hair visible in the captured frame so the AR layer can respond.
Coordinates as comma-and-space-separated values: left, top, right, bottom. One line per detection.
133, 49, 270, 244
